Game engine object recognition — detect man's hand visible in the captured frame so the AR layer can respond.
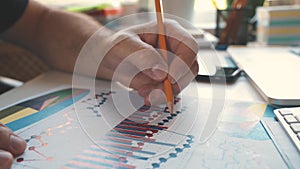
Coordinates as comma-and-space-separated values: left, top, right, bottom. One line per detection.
97, 20, 199, 105
1, 0, 198, 105
0, 0, 198, 168
0, 123, 26, 169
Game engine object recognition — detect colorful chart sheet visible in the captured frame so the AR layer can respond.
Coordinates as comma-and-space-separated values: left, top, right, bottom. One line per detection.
0, 88, 288, 169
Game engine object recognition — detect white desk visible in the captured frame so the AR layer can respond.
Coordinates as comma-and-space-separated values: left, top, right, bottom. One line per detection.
0, 70, 298, 169
0, 69, 264, 110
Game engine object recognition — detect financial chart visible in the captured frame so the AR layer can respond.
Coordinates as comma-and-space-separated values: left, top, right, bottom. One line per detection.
0, 88, 287, 169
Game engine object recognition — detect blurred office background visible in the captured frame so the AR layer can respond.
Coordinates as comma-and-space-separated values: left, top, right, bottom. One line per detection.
0, 0, 299, 92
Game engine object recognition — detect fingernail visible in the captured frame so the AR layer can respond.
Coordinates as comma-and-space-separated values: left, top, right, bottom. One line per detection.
0, 151, 13, 159
9, 135, 25, 153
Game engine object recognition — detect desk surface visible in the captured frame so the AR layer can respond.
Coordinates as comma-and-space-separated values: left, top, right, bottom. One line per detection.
0, 69, 264, 109
0, 70, 298, 169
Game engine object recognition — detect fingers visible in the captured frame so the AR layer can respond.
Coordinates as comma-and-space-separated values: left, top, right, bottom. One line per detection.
171, 61, 199, 95
101, 19, 199, 105
164, 21, 198, 84
127, 20, 198, 85
164, 20, 199, 54
117, 70, 157, 91
138, 61, 198, 106
0, 124, 27, 157
108, 32, 167, 81
0, 150, 13, 169
167, 52, 194, 84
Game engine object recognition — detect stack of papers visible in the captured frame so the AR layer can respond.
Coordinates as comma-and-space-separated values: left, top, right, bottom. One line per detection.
257, 5, 300, 45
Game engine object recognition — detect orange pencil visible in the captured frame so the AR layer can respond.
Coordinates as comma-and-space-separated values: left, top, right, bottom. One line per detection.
154, 0, 174, 114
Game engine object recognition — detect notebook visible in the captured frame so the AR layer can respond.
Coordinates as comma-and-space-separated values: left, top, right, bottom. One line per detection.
227, 46, 300, 106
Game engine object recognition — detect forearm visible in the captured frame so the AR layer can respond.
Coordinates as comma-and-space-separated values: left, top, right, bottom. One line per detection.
2, 0, 111, 73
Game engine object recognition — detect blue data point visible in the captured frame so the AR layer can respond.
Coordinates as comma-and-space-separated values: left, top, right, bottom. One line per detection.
169, 153, 177, 158
187, 139, 193, 143
175, 148, 183, 153
183, 144, 191, 148
187, 135, 194, 139
159, 157, 167, 163
152, 163, 160, 168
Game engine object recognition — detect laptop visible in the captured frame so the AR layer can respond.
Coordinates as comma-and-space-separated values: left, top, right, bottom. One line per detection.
227, 46, 300, 106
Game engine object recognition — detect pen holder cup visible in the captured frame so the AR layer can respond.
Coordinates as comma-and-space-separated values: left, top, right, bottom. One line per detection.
215, 8, 252, 45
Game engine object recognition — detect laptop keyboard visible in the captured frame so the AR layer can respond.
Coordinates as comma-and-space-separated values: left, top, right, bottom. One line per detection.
274, 107, 300, 151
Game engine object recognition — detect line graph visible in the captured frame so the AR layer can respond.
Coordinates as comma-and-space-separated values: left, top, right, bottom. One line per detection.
0, 88, 89, 169
64, 93, 194, 169
2, 88, 288, 169
80, 91, 115, 117
14, 110, 74, 167
8, 89, 194, 169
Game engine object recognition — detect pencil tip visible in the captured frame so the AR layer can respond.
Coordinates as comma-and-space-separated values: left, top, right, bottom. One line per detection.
167, 102, 174, 114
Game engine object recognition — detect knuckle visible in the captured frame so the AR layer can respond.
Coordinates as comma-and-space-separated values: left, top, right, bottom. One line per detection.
180, 34, 199, 53
164, 19, 180, 27
110, 32, 132, 45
